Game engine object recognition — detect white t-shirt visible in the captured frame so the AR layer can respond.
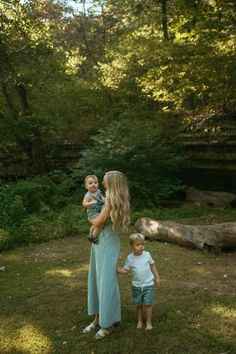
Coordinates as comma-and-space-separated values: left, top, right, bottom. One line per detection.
124, 251, 155, 287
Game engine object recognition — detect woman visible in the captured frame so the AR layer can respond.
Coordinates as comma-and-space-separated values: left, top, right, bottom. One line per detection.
83, 171, 130, 339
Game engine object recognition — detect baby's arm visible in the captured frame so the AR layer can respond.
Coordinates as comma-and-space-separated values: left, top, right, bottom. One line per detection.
150, 263, 160, 287
82, 195, 97, 208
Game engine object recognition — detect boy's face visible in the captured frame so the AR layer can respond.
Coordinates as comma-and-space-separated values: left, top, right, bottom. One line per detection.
85, 177, 98, 193
132, 239, 144, 255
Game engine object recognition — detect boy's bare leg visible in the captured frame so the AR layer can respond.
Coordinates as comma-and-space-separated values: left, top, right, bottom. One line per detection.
145, 305, 153, 330
136, 305, 143, 329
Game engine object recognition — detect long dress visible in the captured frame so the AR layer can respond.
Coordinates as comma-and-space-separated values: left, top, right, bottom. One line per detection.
87, 222, 121, 328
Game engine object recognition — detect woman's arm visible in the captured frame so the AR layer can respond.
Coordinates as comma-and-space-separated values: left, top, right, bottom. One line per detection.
89, 205, 111, 227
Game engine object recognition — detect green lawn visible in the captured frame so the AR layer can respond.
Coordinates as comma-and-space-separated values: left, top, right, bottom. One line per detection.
0, 230, 236, 354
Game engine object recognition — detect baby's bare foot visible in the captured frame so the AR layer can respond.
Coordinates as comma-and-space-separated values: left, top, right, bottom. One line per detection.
137, 322, 143, 329
146, 324, 153, 330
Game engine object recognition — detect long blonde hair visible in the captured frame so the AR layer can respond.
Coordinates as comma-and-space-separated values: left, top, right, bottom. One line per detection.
105, 171, 130, 233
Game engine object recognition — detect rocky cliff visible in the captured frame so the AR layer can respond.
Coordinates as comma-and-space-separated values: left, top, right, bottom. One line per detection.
180, 112, 236, 192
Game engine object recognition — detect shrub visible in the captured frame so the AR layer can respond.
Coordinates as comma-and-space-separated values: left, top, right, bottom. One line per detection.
57, 204, 88, 237
77, 115, 185, 206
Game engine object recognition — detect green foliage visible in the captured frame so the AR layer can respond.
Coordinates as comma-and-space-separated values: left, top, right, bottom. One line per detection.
0, 192, 26, 227
0, 0, 235, 251
99, 0, 236, 111
57, 204, 88, 237
78, 115, 185, 206
0, 173, 89, 250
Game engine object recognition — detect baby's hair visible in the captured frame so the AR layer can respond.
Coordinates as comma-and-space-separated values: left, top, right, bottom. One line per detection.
129, 233, 145, 246
84, 175, 98, 187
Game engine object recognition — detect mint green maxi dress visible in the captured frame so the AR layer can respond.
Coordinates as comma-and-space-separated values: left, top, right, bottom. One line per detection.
87, 222, 121, 328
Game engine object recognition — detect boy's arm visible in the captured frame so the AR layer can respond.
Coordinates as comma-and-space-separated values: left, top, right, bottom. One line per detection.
116, 267, 130, 274
117, 256, 130, 275
150, 263, 160, 287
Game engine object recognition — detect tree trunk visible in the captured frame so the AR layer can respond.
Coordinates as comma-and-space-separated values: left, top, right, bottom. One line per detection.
161, 0, 169, 40
31, 130, 48, 173
135, 217, 236, 251
14, 83, 48, 173
1, 79, 48, 174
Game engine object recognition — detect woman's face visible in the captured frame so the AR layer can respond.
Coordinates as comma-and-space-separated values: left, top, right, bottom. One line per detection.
102, 175, 108, 189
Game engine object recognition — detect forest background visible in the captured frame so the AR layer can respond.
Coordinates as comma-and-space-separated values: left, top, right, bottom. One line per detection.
0, 0, 235, 250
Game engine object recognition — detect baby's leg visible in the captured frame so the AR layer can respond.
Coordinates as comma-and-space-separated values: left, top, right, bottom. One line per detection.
87, 225, 102, 244
87, 226, 97, 243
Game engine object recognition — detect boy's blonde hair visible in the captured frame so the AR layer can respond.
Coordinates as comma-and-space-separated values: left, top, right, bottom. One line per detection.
105, 171, 130, 233
129, 233, 145, 246
84, 175, 98, 188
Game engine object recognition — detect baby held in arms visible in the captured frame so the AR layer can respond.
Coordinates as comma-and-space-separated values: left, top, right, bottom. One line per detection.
82, 175, 105, 244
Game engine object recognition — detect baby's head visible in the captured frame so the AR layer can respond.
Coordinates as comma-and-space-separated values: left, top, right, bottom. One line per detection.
84, 175, 99, 193
129, 233, 145, 253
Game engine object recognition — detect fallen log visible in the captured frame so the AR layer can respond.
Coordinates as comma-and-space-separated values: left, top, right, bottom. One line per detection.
135, 218, 236, 251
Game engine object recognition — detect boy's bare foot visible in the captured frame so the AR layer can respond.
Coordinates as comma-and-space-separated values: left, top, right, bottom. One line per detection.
137, 322, 143, 329
146, 324, 153, 330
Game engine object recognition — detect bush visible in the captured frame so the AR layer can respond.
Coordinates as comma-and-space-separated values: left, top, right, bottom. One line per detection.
57, 204, 88, 237
77, 115, 185, 206
0, 192, 26, 227
0, 203, 89, 251
0, 172, 88, 250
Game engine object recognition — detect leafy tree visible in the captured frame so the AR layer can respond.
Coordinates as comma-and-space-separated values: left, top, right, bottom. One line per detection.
78, 114, 185, 206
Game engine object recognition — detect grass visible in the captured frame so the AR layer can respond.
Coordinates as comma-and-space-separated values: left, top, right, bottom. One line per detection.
131, 206, 236, 225
2, 206, 236, 252
0, 227, 236, 354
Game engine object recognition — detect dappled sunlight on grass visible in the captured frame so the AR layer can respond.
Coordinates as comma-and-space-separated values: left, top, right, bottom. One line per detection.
1, 252, 25, 262
0, 323, 52, 353
209, 304, 236, 319
191, 266, 211, 276
1, 234, 236, 353
45, 264, 88, 278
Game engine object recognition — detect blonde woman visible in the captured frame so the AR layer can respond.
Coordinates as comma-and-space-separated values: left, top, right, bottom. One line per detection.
83, 171, 130, 339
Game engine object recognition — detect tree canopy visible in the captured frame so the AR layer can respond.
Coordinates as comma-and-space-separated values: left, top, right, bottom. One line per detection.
0, 0, 235, 185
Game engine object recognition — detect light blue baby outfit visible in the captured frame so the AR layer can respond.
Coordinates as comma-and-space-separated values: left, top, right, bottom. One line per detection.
87, 219, 121, 328
85, 189, 104, 219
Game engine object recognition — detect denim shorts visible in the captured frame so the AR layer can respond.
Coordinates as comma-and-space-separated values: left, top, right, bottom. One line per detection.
132, 285, 154, 305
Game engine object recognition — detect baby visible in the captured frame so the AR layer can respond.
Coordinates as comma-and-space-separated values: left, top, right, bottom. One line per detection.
82, 175, 105, 244
117, 233, 160, 330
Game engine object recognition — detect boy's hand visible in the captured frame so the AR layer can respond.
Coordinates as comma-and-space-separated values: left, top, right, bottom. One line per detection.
155, 277, 160, 288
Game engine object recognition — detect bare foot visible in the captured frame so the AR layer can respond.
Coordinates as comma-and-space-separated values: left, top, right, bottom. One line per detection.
146, 324, 153, 330
137, 322, 143, 329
